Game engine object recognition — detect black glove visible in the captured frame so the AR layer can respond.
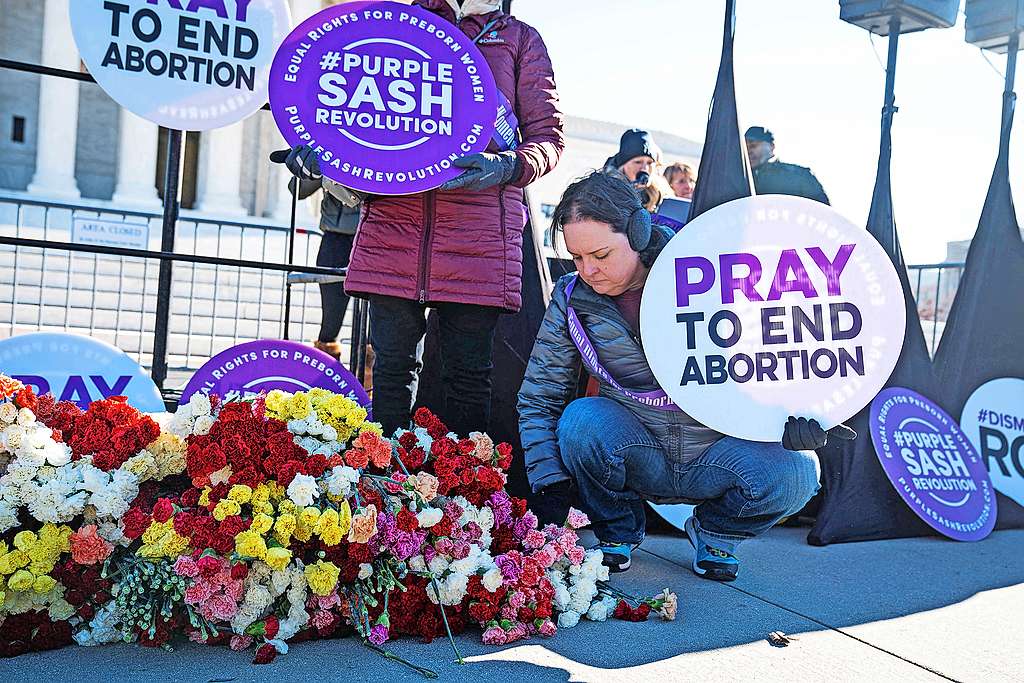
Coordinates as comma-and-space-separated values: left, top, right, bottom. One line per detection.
530, 480, 573, 527
270, 144, 321, 181
439, 152, 519, 192
782, 416, 857, 451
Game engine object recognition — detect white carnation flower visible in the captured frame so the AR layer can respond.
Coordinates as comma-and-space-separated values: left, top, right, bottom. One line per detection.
188, 392, 212, 416
286, 473, 319, 507
325, 465, 360, 498
193, 415, 215, 435
482, 566, 504, 592
0, 402, 18, 424
416, 507, 443, 528
557, 611, 581, 628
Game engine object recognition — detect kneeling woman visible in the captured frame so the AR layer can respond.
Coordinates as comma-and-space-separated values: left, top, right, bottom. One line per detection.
518, 172, 852, 581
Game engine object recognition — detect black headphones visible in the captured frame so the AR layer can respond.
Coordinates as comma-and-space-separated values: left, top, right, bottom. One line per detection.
625, 204, 671, 267
625, 205, 652, 252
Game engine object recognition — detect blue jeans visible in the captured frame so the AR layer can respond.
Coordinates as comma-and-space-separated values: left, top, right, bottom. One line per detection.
556, 397, 821, 554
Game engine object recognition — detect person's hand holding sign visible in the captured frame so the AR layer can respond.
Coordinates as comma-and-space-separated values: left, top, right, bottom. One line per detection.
440, 152, 521, 192
782, 416, 857, 451
270, 144, 322, 182
270, 145, 364, 208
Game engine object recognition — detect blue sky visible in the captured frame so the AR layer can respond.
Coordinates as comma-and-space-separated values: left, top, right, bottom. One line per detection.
514, 0, 1021, 264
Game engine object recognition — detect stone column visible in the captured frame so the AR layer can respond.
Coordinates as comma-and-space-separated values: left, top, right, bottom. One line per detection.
27, 0, 81, 199
195, 121, 247, 216
268, 0, 322, 223
112, 109, 161, 208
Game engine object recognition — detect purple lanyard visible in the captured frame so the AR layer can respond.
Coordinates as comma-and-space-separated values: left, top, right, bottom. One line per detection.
564, 276, 682, 412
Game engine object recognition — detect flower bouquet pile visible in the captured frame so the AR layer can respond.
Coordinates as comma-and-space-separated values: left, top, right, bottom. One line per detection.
0, 375, 675, 673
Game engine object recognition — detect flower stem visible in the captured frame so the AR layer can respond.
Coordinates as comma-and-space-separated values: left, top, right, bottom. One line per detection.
362, 641, 439, 679
430, 577, 465, 665
392, 446, 411, 476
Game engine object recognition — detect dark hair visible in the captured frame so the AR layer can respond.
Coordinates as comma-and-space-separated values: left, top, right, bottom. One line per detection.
551, 171, 642, 239
550, 170, 670, 267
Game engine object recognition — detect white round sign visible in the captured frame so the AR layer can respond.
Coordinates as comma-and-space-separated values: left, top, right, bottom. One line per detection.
639, 195, 906, 442
70, 0, 291, 130
0, 332, 164, 412
961, 377, 1024, 508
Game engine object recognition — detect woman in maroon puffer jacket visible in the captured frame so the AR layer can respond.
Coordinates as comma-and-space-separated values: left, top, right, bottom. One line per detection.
280, 0, 564, 436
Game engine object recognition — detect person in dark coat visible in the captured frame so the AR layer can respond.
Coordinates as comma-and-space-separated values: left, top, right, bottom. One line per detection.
744, 126, 830, 204
271, 172, 361, 361
278, 0, 564, 437
519, 172, 855, 580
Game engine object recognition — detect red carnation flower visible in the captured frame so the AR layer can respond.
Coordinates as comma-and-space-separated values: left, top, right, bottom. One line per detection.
264, 616, 280, 640
152, 498, 175, 523
121, 507, 151, 540
253, 643, 278, 665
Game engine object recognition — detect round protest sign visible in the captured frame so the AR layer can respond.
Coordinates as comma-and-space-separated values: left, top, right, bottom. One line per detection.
179, 339, 370, 409
870, 387, 996, 541
640, 195, 906, 441
961, 377, 1024, 508
0, 333, 164, 412
70, 0, 291, 130
268, 1, 498, 194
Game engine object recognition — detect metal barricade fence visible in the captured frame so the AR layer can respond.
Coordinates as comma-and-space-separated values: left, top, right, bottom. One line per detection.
0, 194, 357, 390
0, 57, 375, 404
907, 261, 966, 355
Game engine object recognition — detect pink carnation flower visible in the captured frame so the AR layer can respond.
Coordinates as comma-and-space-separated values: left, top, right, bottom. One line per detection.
69, 525, 113, 566
230, 634, 253, 651
539, 619, 557, 637
482, 627, 507, 645
185, 582, 214, 605
523, 529, 546, 550
566, 508, 590, 530
174, 555, 199, 578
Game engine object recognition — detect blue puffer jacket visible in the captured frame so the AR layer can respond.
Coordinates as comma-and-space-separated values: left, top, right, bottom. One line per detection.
518, 273, 724, 492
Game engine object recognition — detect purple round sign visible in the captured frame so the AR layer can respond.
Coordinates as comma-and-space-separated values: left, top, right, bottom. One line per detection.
179, 340, 370, 410
870, 387, 996, 541
269, 1, 497, 194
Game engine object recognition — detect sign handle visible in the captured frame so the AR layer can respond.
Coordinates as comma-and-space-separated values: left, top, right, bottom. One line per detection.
151, 128, 182, 389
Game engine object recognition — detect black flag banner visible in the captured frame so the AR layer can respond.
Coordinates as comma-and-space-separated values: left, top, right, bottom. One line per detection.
933, 69, 1024, 530
687, 0, 754, 220
807, 82, 937, 543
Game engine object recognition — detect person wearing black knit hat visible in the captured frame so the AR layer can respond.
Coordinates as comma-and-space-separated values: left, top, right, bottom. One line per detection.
604, 128, 662, 184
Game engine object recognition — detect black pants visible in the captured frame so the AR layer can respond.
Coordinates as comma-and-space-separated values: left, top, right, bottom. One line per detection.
368, 295, 501, 437
316, 231, 355, 343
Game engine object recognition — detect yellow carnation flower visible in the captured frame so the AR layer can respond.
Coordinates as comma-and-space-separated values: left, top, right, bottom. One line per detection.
251, 513, 274, 535
212, 498, 241, 521
228, 485, 253, 504
0, 549, 29, 574
300, 507, 321, 527
234, 531, 267, 560
304, 560, 340, 596
337, 500, 353, 537
13, 531, 37, 552
8, 569, 34, 592
33, 574, 56, 594
198, 487, 212, 508
265, 546, 292, 571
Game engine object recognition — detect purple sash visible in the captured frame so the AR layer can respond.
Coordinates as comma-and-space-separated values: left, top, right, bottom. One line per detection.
564, 276, 682, 412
